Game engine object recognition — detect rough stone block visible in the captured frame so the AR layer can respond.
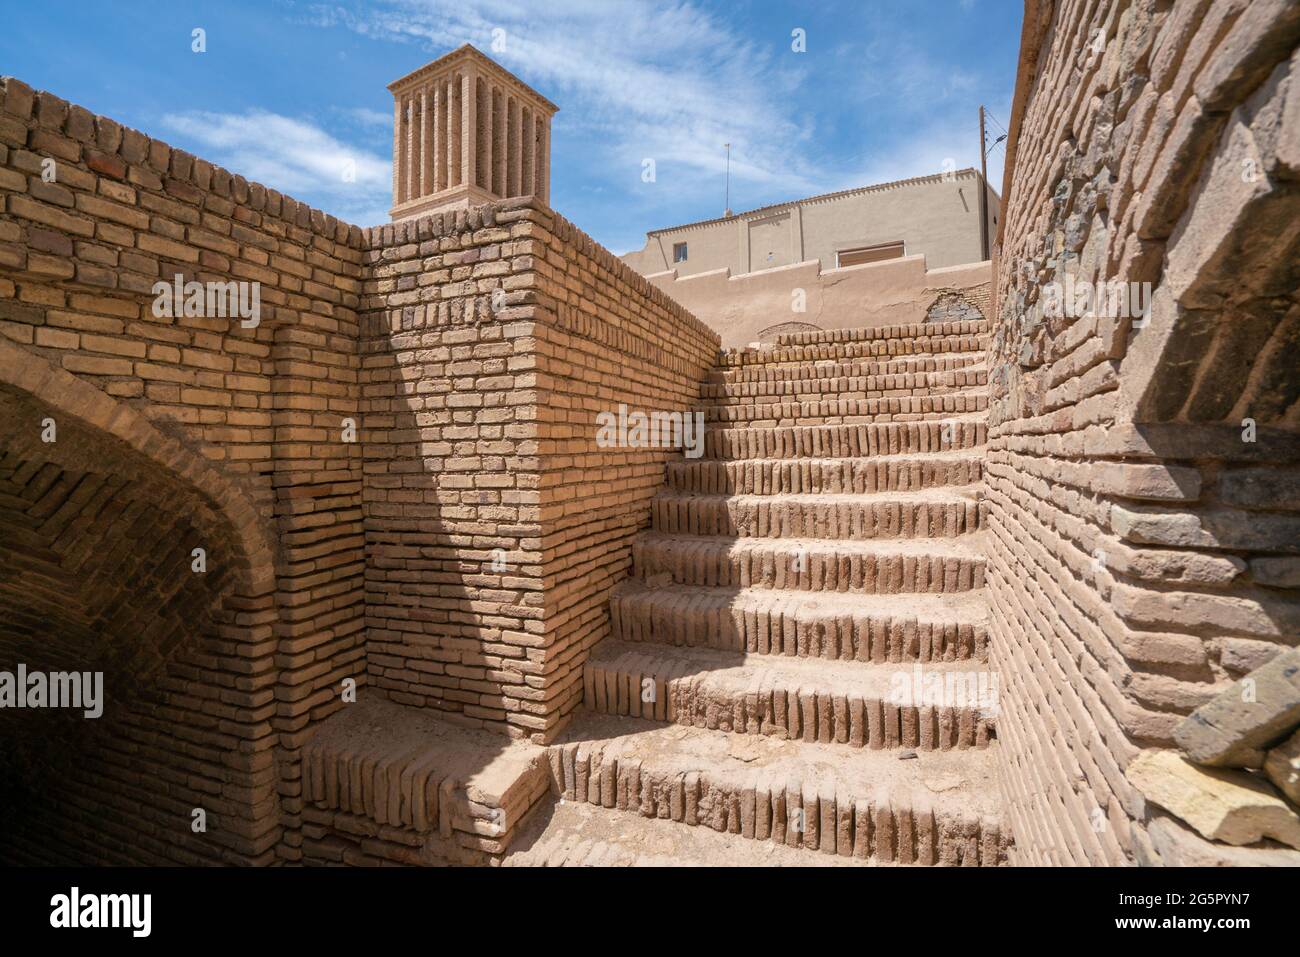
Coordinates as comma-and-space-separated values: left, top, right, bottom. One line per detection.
1264, 730, 1300, 804
1174, 649, 1300, 767
1129, 750, 1300, 849
1146, 812, 1300, 866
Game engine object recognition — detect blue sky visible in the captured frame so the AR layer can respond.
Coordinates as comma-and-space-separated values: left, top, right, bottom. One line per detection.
1, 0, 1022, 254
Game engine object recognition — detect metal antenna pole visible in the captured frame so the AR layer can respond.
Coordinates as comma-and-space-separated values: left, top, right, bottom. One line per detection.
725, 143, 731, 216
978, 106, 989, 261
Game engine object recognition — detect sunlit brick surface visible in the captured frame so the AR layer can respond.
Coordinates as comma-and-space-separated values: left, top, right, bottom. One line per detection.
988, 0, 1300, 865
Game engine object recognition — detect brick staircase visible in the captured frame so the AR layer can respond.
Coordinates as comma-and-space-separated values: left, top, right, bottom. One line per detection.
509, 319, 1010, 866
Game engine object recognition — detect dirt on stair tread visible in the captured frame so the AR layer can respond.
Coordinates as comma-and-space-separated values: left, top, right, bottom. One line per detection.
710, 412, 988, 431
771, 320, 990, 347
588, 637, 994, 690
703, 415, 989, 448
704, 387, 989, 404
613, 581, 990, 620
667, 451, 987, 480
503, 799, 877, 866
708, 355, 984, 383
707, 384, 987, 403
636, 531, 988, 556
702, 379, 989, 403
302, 698, 545, 802
717, 340, 990, 368
653, 487, 984, 506
551, 713, 1002, 820
677, 450, 985, 464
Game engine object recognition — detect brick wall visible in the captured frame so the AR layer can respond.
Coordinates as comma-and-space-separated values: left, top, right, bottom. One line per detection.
20, 7, 1295, 867
530, 211, 719, 739
0, 74, 722, 863
989, 0, 1300, 864
0, 73, 719, 862
0, 75, 368, 863
359, 198, 718, 744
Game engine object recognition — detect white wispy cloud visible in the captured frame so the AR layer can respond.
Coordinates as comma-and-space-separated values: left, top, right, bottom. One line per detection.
306, 0, 824, 201
161, 109, 392, 225
341, 106, 394, 128
836, 110, 1008, 198
156, 2, 1011, 239
304, 0, 1010, 225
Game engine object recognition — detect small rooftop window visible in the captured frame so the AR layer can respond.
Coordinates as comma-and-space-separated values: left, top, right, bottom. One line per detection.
673, 242, 688, 263
837, 241, 904, 268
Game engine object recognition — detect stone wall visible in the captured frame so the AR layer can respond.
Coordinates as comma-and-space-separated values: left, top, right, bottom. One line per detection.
989, 0, 1300, 865
359, 198, 718, 744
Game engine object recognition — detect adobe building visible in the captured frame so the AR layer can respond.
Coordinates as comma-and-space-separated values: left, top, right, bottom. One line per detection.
623, 170, 1001, 348
0, 4, 1297, 869
623, 169, 1000, 277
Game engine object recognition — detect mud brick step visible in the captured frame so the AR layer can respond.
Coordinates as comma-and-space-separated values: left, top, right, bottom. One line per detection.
544, 714, 1008, 865
503, 799, 869, 866
584, 640, 997, 751
702, 418, 987, 460
700, 391, 990, 426
665, 453, 984, 495
650, 488, 983, 540
715, 334, 990, 369
707, 353, 983, 385
630, 533, 987, 593
609, 583, 989, 661
701, 366, 988, 403
772, 319, 990, 346
299, 699, 549, 858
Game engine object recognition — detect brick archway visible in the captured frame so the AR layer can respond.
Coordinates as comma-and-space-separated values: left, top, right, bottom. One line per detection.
0, 339, 282, 864
756, 320, 822, 341
0, 338, 276, 594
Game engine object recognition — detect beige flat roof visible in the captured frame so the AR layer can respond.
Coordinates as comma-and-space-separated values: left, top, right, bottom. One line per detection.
647, 168, 990, 236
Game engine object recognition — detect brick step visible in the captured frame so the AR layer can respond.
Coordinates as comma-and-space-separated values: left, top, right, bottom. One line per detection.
772, 319, 989, 346
630, 534, 987, 593
503, 797, 869, 866
584, 640, 997, 751
708, 354, 983, 385
543, 714, 1008, 864
650, 489, 983, 540
716, 334, 989, 369
665, 453, 983, 495
700, 367, 988, 403
610, 583, 988, 661
701, 392, 989, 426
298, 699, 551, 864
702, 418, 986, 460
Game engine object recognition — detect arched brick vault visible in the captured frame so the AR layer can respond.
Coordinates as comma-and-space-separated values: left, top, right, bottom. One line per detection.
0, 70, 375, 864
0, 337, 277, 591
0, 340, 284, 864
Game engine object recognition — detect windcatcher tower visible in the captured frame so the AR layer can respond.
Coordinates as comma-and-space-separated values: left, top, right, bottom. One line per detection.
388, 44, 557, 220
